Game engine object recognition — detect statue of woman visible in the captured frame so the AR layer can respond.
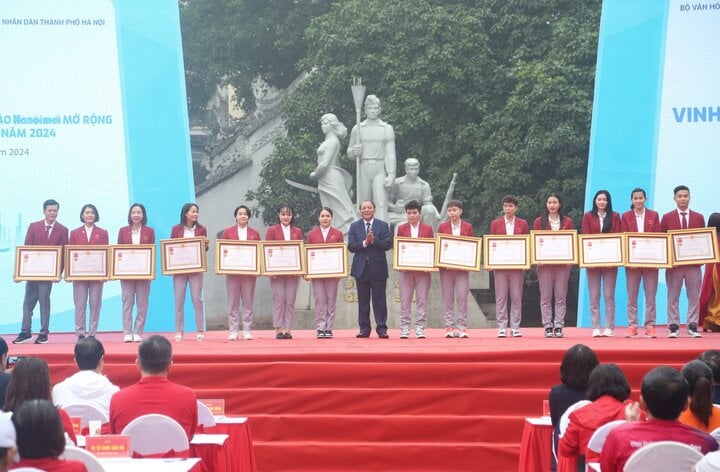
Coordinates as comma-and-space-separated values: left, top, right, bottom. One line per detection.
310, 114, 357, 235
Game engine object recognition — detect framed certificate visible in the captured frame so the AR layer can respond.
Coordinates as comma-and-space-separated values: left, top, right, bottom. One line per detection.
215, 239, 261, 275
261, 240, 304, 275
530, 230, 578, 265
624, 233, 672, 268
305, 243, 348, 279
669, 228, 720, 266
160, 237, 207, 275
393, 237, 437, 271
65, 245, 110, 281
109, 245, 156, 279
435, 234, 482, 271
578, 234, 625, 268
483, 235, 530, 270
14, 246, 63, 281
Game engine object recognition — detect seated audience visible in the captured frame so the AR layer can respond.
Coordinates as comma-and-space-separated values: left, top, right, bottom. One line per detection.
3, 357, 77, 445
109, 335, 198, 439
10, 399, 87, 471
0, 412, 16, 472
600, 366, 718, 472
679, 360, 720, 433
699, 349, 720, 405
0, 340, 10, 409
52, 337, 119, 419
559, 364, 632, 466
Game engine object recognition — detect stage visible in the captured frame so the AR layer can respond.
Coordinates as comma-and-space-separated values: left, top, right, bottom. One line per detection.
6, 327, 717, 472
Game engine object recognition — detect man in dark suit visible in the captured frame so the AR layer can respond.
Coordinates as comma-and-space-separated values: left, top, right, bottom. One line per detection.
14, 199, 69, 345
348, 200, 392, 338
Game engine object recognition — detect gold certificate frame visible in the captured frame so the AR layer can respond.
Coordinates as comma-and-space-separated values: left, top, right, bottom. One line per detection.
261, 240, 305, 276
578, 234, 625, 268
215, 239, 261, 275
14, 246, 63, 282
624, 233, 671, 268
435, 234, 482, 271
483, 235, 530, 270
305, 243, 348, 279
110, 245, 156, 280
393, 237, 438, 271
65, 245, 110, 281
160, 237, 207, 275
530, 230, 578, 265
669, 228, 720, 266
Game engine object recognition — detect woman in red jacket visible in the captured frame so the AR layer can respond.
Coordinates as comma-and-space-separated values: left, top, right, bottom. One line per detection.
69, 204, 109, 339
306, 207, 344, 338
117, 203, 156, 343
266, 204, 303, 339
221, 205, 261, 341
170, 203, 208, 342
533, 193, 574, 338
581, 190, 622, 337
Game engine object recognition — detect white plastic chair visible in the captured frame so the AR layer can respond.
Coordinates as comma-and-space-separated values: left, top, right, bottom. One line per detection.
710, 425, 720, 445
60, 445, 106, 472
585, 419, 625, 472
623, 440, 703, 471
11, 468, 45, 472
120, 414, 190, 456
553, 399, 591, 465
197, 400, 216, 428
64, 403, 109, 428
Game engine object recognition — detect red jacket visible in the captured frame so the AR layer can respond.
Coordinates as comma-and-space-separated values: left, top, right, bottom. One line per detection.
437, 220, 474, 236
265, 224, 303, 241
12, 457, 88, 472
170, 224, 209, 251
532, 216, 574, 231
220, 225, 261, 241
306, 226, 344, 244
659, 209, 705, 231
620, 209, 660, 232
68, 225, 109, 245
581, 212, 621, 234
25, 220, 69, 246
489, 217, 529, 235
117, 225, 156, 244
396, 222, 434, 238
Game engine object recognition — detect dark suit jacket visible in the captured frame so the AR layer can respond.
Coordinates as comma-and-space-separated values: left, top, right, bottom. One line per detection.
532, 216, 574, 231
221, 225, 261, 241
490, 217, 530, 235
265, 224, 303, 241
170, 224, 209, 251
25, 220, 69, 246
438, 220, 474, 236
306, 227, 344, 244
659, 209, 705, 231
69, 225, 109, 245
117, 225, 156, 244
348, 218, 392, 279
581, 212, 621, 234
620, 209, 660, 232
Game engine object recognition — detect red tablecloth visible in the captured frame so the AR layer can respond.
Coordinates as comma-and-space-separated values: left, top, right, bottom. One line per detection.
191, 418, 256, 472
519, 418, 553, 472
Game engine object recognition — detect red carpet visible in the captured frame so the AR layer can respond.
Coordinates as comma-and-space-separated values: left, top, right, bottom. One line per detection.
6, 327, 717, 471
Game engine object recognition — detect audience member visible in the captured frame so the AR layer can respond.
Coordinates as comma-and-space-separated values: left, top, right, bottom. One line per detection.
0, 412, 15, 472
109, 335, 198, 438
694, 450, 720, 472
52, 337, 119, 420
11, 399, 87, 471
699, 349, 720, 404
3, 357, 77, 445
0, 340, 10, 409
559, 364, 633, 466
600, 366, 718, 472
679, 360, 720, 433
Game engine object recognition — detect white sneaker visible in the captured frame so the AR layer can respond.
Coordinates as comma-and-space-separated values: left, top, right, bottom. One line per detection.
132, 334, 142, 342
511, 329, 522, 338
497, 328, 507, 338
602, 328, 614, 337
123, 334, 133, 343
445, 328, 455, 338
415, 327, 426, 339
400, 328, 410, 339
592, 329, 602, 338
174, 332, 183, 342
228, 330, 238, 341
196, 333, 205, 341
457, 331, 469, 338
242, 331, 252, 340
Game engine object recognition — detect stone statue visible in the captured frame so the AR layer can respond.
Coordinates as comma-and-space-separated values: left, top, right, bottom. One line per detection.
347, 95, 396, 221
310, 114, 357, 235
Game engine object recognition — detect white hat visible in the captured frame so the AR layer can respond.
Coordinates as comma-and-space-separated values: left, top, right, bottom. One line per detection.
0, 412, 15, 449
696, 451, 720, 472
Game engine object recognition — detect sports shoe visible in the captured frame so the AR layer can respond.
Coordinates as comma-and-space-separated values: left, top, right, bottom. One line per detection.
175, 332, 183, 342
445, 328, 455, 338
497, 328, 507, 338
688, 323, 702, 338
415, 327, 426, 339
544, 327, 553, 338
13, 333, 32, 344
34, 334, 48, 344
400, 328, 410, 339
228, 331, 238, 341
123, 334, 133, 343
132, 334, 142, 342
625, 326, 638, 338
242, 331, 252, 340
602, 328, 613, 337
316, 330, 325, 339
196, 333, 205, 341
457, 330, 469, 338
511, 329, 522, 338
553, 327, 564, 338
644, 325, 656, 338
591, 329, 602, 338
668, 323, 679, 338
324, 330, 333, 339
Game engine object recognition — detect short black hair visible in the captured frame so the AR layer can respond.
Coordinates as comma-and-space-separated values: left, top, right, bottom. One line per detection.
234, 205, 252, 218
707, 214, 720, 235
360, 200, 375, 210
43, 199, 59, 210
641, 366, 689, 420
79, 203, 100, 223
699, 350, 720, 385
559, 344, 599, 390
138, 335, 172, 374
74, 337, 104, 370
502, 195, 519, 206
447, 199, 463, 210
404, 200, 422, 212
674, 185, 689, 195
586, 364, 631, 402
0, 338, 7, 357
13, 399, 65, 459
127, 203, 148, 226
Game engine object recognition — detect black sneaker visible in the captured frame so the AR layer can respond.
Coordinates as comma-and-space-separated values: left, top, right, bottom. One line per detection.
12, 332, 32, 344
325, 330, 333, 338
34, 334, 48, 344
544, 327, 553, 338
316, 330, 324, 339
554, 327, 564, 338
668, 323, 679, 338
688, 323, 702, 338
